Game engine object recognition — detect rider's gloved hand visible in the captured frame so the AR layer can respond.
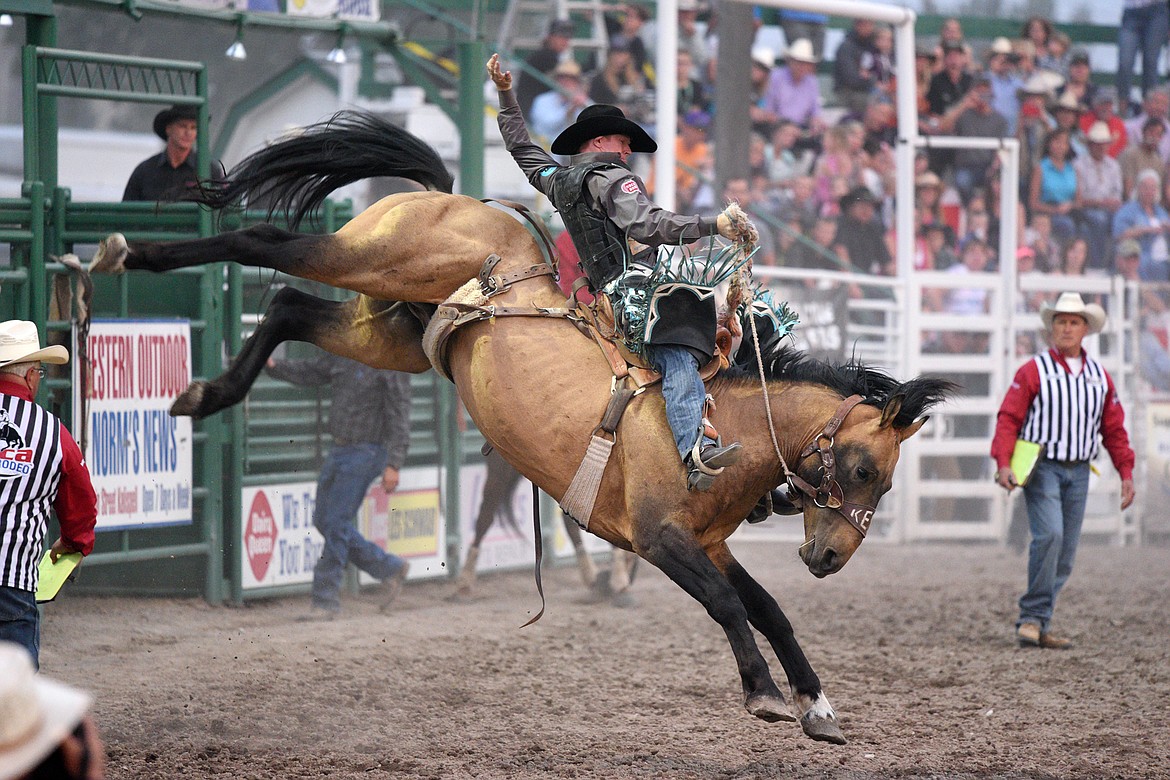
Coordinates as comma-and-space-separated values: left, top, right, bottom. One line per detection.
716, 203, 760, 248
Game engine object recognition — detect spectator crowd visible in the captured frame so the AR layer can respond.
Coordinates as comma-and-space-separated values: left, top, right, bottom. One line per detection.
504, 5, 1170, 390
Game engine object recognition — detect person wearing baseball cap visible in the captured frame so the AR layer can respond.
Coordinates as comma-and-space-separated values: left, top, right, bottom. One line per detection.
0, 321, 97, 669
992, 292, 1135, 650
487, 53, 757, 489
986, 36, 1023, 133
122, 104, 220, 202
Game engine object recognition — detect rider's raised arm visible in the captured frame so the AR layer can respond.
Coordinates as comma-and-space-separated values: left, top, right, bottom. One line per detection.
593, 169, 720, 247
496, 82, 561, 193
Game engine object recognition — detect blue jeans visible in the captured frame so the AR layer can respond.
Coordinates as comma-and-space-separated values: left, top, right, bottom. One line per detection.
1076, 207, 1113, 272
644, 344, 713, 461
311, 443, 407, 612
1117, 3, 1170, 107
0, 586, 40, 668
1018, 459, 1090, 631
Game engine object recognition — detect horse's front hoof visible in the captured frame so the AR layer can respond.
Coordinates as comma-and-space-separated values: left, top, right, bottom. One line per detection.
801, 712, 846, 744
91, 233, 128, 274
170, 382, 209, 419
745, 691, 796, 723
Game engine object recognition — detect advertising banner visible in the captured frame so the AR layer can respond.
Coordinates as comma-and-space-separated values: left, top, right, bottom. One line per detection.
75, 319, 194, 530
242, 467, 443, 591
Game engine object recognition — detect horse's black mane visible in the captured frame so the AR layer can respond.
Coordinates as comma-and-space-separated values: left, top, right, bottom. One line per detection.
720, 345, 956, 428
192, 111, 454, 228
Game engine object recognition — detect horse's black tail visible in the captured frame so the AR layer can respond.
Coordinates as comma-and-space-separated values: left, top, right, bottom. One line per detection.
194, 111, 454, 228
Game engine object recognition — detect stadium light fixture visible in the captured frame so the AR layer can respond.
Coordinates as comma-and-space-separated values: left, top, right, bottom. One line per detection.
326, 25, 348, 64
225, 18, 247, 61
0, 14, 15, 26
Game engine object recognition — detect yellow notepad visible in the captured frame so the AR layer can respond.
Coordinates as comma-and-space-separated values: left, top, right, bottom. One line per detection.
35, 551, 82, 603
1010, 440, 1042, 487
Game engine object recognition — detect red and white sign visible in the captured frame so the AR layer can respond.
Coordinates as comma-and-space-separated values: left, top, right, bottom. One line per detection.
244, 491, 279, 582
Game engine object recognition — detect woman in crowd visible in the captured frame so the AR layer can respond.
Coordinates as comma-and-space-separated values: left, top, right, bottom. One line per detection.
1028, 128, 1078, 245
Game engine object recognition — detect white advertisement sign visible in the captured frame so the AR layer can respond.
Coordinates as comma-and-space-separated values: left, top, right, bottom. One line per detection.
241, 467, 444, 591
75, 319, 194, 530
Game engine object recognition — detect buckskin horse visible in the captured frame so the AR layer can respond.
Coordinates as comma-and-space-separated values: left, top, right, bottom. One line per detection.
91, 112, 953, 744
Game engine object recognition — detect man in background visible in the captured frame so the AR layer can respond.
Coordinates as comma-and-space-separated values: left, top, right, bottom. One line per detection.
122, 104, 221, 202
266, 352, 412, 619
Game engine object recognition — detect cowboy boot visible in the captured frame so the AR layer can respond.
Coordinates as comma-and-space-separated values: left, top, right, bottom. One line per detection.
686, 439, 743, 491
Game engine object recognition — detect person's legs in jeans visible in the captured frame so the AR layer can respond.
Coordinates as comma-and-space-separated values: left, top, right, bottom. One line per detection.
1051, 463, 1090, 606
1077, 208, 1112, 271
1019, 459, 1066, 631
1116, 8, 1141, 112
310, 444, 390, 611
0, 586, 39, 668
1139, 4, 1170, 99
644, 344, 707, 461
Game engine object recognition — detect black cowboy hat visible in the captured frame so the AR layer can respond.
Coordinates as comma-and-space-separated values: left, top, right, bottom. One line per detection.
550, 104, 657, 155
152, 104, 200, 140
839, 184, 880, 211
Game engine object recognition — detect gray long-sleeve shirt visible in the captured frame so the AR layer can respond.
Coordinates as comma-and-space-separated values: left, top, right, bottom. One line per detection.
266, 353, 412, 469
496, 87, 719, 248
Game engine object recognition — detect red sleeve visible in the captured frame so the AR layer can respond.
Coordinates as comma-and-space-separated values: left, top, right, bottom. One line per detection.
53, 423, 98, 555
991, 359, 1040, 467
1100, 371, 1135, 481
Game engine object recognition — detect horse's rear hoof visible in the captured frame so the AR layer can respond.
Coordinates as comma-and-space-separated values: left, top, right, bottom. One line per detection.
92, 233, 128, 274
170, 382, 208, 419
445, 587, 475, 603
745, 692, 796, 723
801, 713, 846, 744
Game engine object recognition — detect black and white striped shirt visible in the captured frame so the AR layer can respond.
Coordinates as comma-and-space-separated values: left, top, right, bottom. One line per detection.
0, 393, 65, 591
1019, 351, 1110, 462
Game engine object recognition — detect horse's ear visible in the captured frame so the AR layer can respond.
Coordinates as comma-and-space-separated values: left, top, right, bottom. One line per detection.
879, 395, 904, 429
899, 415, 929, 441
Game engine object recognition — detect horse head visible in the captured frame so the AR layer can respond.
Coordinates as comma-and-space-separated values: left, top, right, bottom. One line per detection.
793, 377, 953, 578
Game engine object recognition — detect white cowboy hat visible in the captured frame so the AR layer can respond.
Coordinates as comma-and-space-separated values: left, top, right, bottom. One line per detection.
1039, 291, 1106, 334
988, 36, 1014, 56
750, 47, 775, 70
0, 642, 93, 780
1085, 120, 1112, 144
784, 39, 819, 64
0, 320, 68, 367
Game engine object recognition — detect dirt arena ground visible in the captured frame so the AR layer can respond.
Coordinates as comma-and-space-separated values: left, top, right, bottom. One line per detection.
40, 539, 1169, 780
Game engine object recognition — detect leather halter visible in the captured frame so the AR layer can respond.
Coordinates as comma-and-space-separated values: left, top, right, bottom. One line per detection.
783, 394, 877, 539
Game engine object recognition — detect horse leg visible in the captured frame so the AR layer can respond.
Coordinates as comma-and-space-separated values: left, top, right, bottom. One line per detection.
450, 450, 523, 600
634, 523, 789, 723
92, 225, 325, 276
172, 288, 430, 419
712, 543, 846, 744
607, 548, 637, 607
559, 514, 598, 587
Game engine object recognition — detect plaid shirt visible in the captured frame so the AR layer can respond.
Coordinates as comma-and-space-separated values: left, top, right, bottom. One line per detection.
266, 353, 411, 469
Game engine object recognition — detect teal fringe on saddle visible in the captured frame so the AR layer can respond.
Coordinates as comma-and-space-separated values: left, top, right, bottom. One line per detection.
742, 285, 799, 341
605, 237, 758, 356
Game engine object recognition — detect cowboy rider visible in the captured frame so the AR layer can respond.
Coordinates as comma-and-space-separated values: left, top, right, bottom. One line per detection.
487, 53, 755, 490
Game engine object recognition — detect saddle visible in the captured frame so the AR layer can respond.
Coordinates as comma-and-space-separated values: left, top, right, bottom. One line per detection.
574, 288, 735, 391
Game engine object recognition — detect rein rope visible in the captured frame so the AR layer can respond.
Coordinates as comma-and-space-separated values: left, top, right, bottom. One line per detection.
740, 269, 875, 539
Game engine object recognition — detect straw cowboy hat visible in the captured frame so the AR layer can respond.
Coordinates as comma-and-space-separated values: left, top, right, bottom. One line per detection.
1051, 90, 1084, 114
750, 47, 775, 70
1039, 291, 1106, 334
1085, 121, 1112, 145
784, 39, 819, 64
152, 104, 199, 141
550, 103, 656, 155
0, 320, 68, 367
0, 642, 93, 780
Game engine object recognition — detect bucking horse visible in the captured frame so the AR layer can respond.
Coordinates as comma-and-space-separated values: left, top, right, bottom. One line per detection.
90, 112, 953, 744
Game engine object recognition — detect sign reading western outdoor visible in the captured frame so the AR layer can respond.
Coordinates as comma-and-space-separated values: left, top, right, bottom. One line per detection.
74, 319, 194, 530
242, 468, 443, 591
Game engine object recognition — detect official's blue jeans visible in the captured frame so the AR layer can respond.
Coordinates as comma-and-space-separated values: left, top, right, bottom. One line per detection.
1018, 459, 1090, 631
0, 586, 40, 669
644, 344, 713, 461
1117, 3, 1170, 107
311, 443, 407, 612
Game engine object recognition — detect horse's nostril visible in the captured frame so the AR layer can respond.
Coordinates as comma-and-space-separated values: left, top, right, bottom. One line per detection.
821, 548, 839, 571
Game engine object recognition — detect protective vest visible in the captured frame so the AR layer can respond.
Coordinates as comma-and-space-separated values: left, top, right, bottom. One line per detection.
547, 162, 631, 290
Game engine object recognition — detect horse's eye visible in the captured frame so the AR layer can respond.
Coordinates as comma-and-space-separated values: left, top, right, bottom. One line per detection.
856, 466, 872, 481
